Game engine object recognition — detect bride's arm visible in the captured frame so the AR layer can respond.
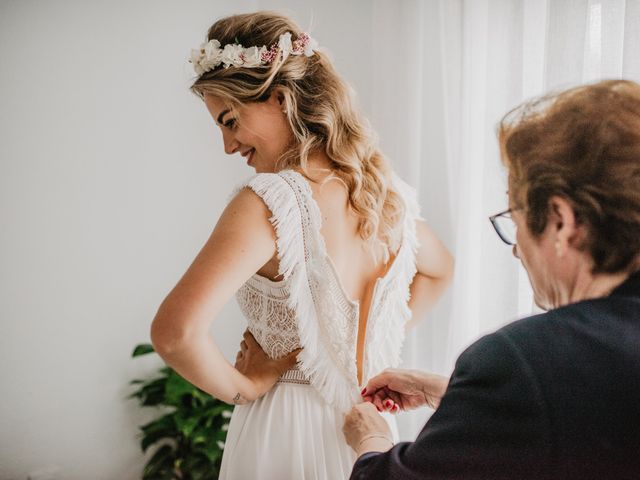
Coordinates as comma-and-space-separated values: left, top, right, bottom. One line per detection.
150, 187, 278, 405
406, 220, 454, 329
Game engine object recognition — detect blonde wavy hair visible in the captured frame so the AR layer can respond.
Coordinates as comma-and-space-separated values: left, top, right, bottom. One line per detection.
190, 11, 405, 262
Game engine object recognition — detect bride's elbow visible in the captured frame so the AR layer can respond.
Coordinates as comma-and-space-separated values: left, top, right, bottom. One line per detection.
150, 304, 191, 356
150, 316, 175, 356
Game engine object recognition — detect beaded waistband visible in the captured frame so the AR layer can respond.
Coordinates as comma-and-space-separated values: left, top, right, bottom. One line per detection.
277, 367, 310, 385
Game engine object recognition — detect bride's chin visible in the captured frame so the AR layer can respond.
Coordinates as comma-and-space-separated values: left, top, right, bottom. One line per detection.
246, 149, 255, 166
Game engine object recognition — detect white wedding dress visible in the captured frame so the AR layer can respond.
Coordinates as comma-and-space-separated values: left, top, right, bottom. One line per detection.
218, 169, 422, 480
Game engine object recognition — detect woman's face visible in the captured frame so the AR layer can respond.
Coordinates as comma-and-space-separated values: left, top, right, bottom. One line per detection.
204, 92, 292, 173
510, 193, 567, 310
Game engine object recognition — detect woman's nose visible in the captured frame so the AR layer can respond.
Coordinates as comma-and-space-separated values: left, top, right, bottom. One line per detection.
512, 244, 520, 259
222, 132, 239, 155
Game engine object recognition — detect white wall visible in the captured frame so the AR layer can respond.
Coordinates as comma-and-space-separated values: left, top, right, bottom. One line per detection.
0, 1, 384, 478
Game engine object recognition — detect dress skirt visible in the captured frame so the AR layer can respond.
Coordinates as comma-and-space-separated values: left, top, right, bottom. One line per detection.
219, 380, 398, 480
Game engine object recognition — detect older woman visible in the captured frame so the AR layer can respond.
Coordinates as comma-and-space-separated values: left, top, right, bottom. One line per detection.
344, 79, 640, 479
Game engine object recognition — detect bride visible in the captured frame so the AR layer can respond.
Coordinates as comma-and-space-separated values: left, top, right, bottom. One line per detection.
150, 11, 454, 479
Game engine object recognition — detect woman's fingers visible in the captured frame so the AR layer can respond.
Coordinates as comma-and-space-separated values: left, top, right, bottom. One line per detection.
385, 389, 404, 409
286, 347, 303, 361
361, 386, 403, 412
273, 347, 302, 374
243, 329, 259, 345
371, 390, 389, 411
379, 388, 400, 412
234, 350, 243, 367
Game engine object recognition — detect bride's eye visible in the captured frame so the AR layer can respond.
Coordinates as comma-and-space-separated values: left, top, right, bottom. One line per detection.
224, 118, 237, 130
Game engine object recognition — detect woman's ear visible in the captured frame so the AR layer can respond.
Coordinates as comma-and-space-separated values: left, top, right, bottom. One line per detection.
548, 196, 585, 256
268, 88, 288, 116
267, 88, 286, 107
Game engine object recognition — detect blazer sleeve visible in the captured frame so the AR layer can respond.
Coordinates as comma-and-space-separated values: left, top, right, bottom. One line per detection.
350, 331, 554, 480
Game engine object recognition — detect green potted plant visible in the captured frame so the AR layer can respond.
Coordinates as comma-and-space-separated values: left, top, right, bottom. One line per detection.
128, 343, 234, 479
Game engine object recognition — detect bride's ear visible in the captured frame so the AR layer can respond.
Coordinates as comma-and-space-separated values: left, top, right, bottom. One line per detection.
267, 88, 286, 108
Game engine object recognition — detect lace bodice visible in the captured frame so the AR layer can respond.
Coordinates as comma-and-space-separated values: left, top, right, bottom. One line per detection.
232, 170, 421, 412
236, 275, 300, 358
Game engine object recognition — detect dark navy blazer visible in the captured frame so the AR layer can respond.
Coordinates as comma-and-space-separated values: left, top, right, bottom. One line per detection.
351, 271, 640, 480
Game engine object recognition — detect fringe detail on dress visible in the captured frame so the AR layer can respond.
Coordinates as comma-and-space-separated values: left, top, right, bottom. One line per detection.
366, 174, 423, 381
233, 171, 360, 412
277, 171, 361, 412
232, 173, 303, 282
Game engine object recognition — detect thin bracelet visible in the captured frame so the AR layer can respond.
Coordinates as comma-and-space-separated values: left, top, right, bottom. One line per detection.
358, 434, 394, 449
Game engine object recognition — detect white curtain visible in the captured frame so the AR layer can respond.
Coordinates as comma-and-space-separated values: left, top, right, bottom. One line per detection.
368, 0, 640, 440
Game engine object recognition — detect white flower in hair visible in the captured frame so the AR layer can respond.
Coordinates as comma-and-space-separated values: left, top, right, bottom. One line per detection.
189, 47, 206, 76
221, 43, 244, 68
303, 36, 318, 56
201, 40, 222, 71
242, 46, 265, 68
189, 39, 221, 75
278, 32, 293, 60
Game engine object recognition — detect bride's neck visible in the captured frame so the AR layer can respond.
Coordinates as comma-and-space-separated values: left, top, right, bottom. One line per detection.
293, 152, 336, 183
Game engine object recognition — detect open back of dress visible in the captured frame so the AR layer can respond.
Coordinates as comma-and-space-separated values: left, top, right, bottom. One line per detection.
220, 169, 422, 480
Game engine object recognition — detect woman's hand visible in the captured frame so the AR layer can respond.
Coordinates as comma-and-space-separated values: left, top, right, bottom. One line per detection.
234, 329, 302, 400
361, 368, 449, 413
343, 402, 394, 456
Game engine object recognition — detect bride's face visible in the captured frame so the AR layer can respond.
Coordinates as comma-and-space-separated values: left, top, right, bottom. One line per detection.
204, 92, 293, 173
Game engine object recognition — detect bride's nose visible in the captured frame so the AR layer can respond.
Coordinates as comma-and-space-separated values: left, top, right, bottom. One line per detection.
222, 130, 240, 155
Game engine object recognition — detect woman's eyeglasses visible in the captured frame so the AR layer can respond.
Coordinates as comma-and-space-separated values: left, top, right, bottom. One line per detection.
489, 208, 518, 246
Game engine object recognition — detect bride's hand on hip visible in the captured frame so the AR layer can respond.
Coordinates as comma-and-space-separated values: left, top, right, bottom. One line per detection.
234, 329, 302, 399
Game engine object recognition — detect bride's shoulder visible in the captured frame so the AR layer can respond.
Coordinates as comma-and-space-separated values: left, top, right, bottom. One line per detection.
223, 186, 274, 233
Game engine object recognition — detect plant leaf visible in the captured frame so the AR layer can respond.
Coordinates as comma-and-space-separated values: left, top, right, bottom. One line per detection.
165, 370, 198, 406
174, 412, 200, 438
142, 443, 174, 479
181, 451, 219, 479
140, 414, 177, 452
132, 343, 155, 357
129, 377, 168, 406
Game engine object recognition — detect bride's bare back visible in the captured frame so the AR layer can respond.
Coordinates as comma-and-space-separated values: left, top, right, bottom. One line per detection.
256, 171, 396, 383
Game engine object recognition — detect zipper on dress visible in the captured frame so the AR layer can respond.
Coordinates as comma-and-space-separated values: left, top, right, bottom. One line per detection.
359, 277, 382, 387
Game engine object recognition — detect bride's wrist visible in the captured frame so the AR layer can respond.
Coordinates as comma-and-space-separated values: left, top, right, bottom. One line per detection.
233, 370, 262, 403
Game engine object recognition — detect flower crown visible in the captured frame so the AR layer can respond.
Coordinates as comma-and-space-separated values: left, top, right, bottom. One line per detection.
189, 31, 318, 75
